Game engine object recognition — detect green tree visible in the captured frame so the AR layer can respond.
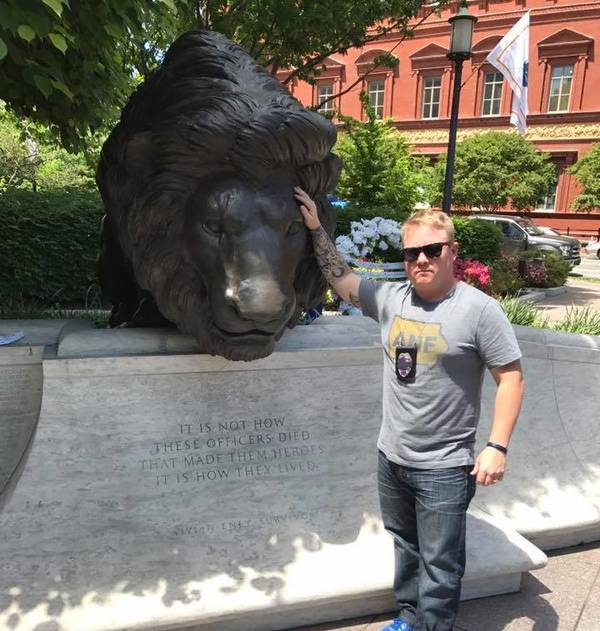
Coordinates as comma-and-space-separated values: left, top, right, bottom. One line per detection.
183, 1, 434, 83
568, 144, 600, 212
0, 0, 168, 149
0, 0, 445, 149
0, 104, 96, 192
35, 146, 96, 190
335, 92, 429, 212
427, 131, 556, 212
0, 113, 38, 191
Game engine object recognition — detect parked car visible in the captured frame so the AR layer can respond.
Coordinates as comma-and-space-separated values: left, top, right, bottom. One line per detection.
537, 226, 562, 237
470, 214, 581, 267
537, 225, 583, 252
585, 240, 600, 259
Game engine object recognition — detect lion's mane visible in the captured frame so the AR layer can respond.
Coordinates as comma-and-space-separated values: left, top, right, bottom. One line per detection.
97, 30, 340, 359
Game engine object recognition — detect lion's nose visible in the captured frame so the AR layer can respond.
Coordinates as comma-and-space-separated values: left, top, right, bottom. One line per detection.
226, 279, 292, 324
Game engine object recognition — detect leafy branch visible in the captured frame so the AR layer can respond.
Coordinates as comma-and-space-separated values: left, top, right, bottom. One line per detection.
310, 8, 438, 112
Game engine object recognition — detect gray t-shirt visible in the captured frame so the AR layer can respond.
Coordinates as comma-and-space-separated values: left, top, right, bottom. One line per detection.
359, 279, 522, 469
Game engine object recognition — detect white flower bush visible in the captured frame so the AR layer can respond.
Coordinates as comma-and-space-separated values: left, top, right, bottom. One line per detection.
335, 217, 402, 261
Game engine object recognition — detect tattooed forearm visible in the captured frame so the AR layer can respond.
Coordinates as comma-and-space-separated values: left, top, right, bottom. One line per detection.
310, 226, 352, 286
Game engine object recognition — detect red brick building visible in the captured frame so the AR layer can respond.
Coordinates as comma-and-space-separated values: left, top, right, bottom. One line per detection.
286, 0, 600, 238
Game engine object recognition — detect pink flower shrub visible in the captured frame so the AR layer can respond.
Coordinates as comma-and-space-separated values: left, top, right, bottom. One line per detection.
524, 261, 548, 287
454, 258, 491, 292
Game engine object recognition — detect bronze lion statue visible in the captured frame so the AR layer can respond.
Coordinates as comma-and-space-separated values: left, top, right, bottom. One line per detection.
97, 30, 340, 361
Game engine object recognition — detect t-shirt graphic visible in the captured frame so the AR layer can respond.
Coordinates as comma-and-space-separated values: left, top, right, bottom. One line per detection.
387, 317, 449, 367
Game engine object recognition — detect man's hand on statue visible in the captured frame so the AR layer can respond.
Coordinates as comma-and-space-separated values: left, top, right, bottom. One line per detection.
471, 447, 506, 486
294, 186, 321, 230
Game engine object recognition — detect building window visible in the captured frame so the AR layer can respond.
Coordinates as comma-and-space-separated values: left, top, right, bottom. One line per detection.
367, 80, 385, 118
481, 71, 503, 116
547, 65, 573, 113
317, 83, 334, 113
536, 181, 558, 212
422, 76, 441, 119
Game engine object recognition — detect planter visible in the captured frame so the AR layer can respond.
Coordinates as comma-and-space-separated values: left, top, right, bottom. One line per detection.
516, 290, 546, 304
519, 286, 568, 300
543, 286, 568, 297
348, 259, 406, 282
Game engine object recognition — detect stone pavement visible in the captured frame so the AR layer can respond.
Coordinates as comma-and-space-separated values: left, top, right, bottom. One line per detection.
289, 542, 600, 631
534, 278, 600, 322
576, 255, 600, 280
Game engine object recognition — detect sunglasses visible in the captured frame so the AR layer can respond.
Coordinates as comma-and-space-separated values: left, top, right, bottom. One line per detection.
399, 241, 451, 263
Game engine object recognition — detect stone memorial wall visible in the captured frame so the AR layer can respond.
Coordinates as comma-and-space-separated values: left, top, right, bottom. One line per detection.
0, 346, 43, 511
475, 324, 600, 549
0, 321, 549, 631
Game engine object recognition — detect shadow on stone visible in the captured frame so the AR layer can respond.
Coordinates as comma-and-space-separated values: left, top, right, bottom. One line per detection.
455, 574, 559, 631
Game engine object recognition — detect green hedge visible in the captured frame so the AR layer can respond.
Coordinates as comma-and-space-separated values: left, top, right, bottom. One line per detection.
452, 217, 503, 264
0, 188, 104, 309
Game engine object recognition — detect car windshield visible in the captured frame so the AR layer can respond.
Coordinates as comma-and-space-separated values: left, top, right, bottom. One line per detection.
516, 219, 544, 236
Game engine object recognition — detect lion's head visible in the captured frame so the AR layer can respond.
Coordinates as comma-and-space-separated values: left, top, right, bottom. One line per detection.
97, 30, 340, 361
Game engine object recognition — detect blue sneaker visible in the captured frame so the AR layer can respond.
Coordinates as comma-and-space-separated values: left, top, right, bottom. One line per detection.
304, 302, 323, 323
381, 619, 414, 631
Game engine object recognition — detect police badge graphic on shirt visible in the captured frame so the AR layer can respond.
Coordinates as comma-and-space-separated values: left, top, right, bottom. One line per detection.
395, 346, 417, 381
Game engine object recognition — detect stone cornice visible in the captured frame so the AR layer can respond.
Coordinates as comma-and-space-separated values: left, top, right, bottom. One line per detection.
526, 123, 600, 141
529, 111, 600, 125
393, 121, 600, 145
374, 3, 600, 43
537, 28, 594, 60
393, 110, 600, 129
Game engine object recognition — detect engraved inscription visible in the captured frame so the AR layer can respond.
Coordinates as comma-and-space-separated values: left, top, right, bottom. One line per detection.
0, 366, 41, 414
141, 415, 326, 488
0, 363, 43, 484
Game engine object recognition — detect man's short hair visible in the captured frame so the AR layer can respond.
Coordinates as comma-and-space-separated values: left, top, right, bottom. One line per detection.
402, 209, 455, 242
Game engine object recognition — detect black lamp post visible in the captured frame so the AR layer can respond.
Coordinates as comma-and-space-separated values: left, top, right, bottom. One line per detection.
441, 5, 478, 215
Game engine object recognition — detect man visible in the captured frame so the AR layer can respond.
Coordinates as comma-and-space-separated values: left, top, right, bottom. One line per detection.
294, 187, 524, 631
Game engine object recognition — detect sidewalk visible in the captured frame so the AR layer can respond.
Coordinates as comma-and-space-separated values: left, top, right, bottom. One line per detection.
533, 278, 600, 322
289, 543, 600, 631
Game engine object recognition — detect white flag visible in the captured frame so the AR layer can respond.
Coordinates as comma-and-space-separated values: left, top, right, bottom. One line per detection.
486, 11, 529, 134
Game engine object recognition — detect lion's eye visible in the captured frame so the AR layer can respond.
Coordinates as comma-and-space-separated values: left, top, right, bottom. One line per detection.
287, 221, 303, 236
203, 220, 222, 236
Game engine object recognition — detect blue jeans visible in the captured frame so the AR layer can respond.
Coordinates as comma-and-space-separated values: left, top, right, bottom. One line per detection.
378, 450, 476, 631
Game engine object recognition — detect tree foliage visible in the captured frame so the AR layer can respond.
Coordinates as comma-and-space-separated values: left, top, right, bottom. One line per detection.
185, 0, 430, 81
334, 92, 429, 212
568, 144, 600, 212
0, 105, 96, 192
426, 131, 556, 212
0, 0, 172, 149
0, 111, 39, 191
0, 0, 443, 149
